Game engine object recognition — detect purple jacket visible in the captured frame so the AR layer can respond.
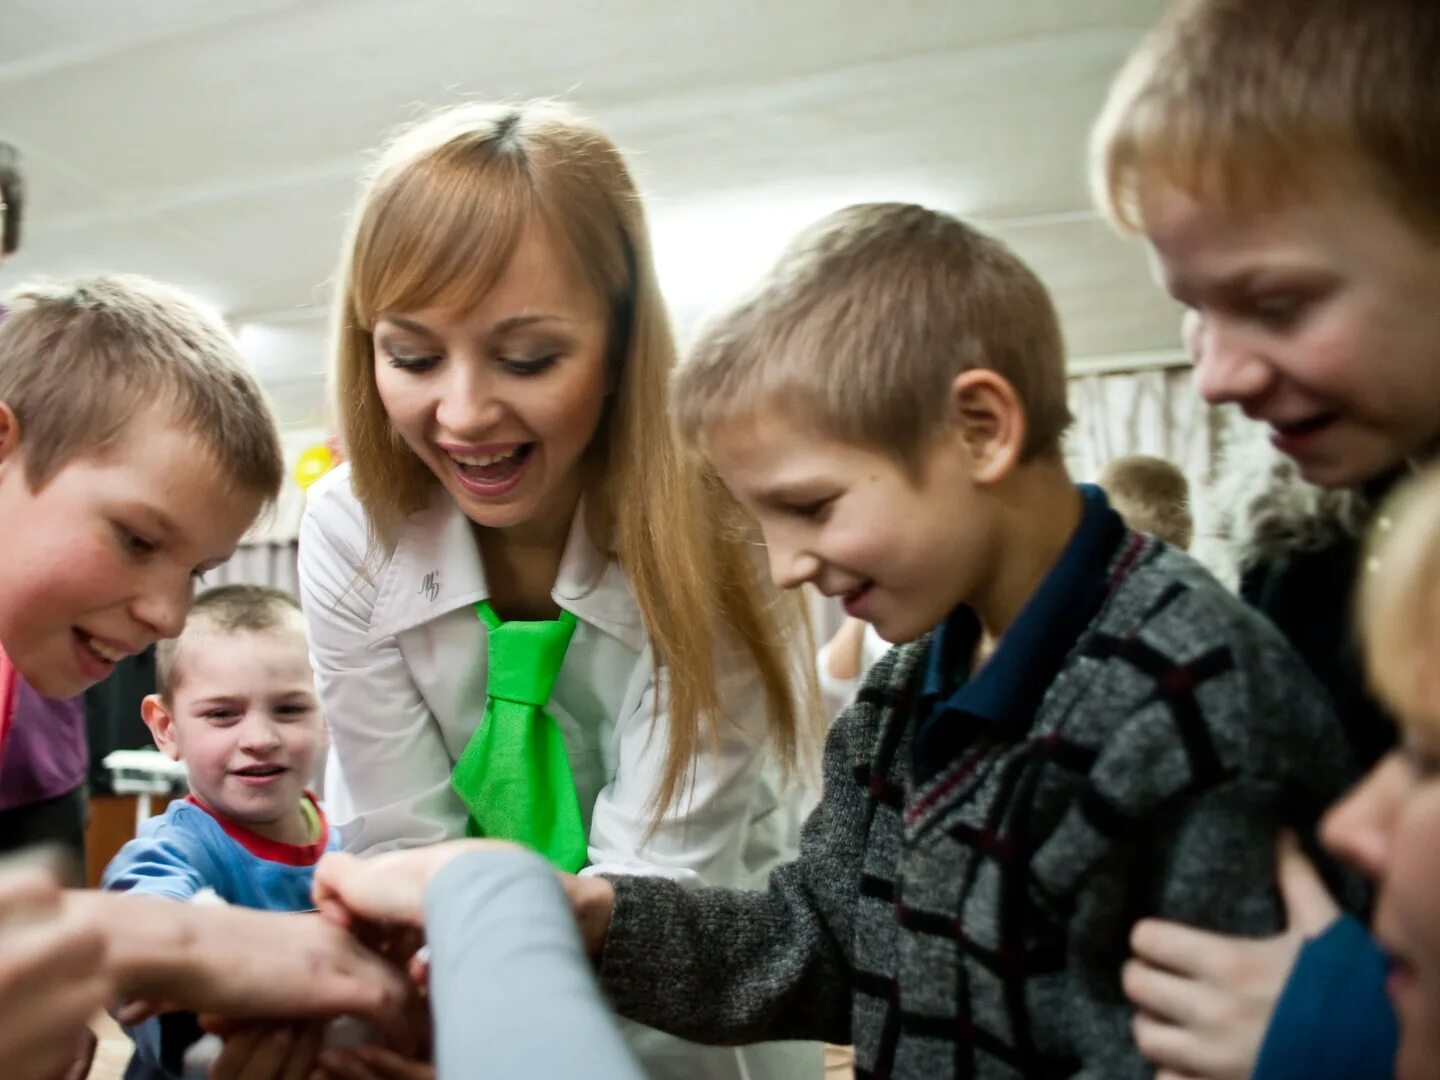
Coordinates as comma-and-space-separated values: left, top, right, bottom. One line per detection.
0, 678, 87, 810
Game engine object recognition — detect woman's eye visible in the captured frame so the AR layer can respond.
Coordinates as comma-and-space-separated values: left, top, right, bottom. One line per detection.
501, 353, 559, 376
387, 352, 440, 372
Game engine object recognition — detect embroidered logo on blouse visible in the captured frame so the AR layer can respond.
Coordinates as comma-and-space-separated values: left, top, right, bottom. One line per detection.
420, 571, 440, 602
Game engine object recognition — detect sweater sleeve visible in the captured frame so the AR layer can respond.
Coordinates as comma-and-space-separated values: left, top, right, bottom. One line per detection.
424, 849, 641, 1080
596, 704, 871, 1046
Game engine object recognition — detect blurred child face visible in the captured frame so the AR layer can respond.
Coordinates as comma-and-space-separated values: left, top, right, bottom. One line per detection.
704, 413, 996, 644
0, 409, 262, 698
1141, 182, 1440, 489
372, 217, 611, 546
1324, 719, 1440, 1080
149, 620, 323, 842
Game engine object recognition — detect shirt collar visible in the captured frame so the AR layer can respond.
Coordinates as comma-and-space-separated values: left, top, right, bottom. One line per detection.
916, 485, 1127, 769
367, 492, 647, 651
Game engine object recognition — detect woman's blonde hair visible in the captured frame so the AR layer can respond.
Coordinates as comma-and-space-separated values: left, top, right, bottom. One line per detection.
1091, 0, 1440, 238
1359, 466, 1440, 729
333, 101, 816, 817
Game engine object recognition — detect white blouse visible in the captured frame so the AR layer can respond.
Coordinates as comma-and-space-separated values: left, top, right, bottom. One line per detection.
298, 465, 822, 1079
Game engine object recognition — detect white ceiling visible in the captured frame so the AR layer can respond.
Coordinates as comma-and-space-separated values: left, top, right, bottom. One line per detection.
0, 0, 1184, 430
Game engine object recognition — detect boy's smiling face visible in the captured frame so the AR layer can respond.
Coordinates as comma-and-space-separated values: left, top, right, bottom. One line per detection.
146, 619, 323, 842
0, 406, 263, 697
1141, 182, 1440, 489
704, 411, 998, 645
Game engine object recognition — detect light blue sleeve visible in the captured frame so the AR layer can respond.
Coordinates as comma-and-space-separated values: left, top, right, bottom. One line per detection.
424, 849, 642, 1080
101, 832, 209, 901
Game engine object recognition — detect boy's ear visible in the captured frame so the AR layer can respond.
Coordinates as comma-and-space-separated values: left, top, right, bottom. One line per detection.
0, 401, 20, 469
947, 370, 1027, 484
140, 694, 182, 762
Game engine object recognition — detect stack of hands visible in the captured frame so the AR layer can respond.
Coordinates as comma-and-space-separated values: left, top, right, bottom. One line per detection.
0, 840, 536, 1080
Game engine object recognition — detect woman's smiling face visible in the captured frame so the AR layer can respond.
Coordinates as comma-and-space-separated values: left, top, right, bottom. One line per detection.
372, 216, 611, 540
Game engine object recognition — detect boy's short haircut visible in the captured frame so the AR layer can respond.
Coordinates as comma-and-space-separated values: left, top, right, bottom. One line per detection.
671, 202, 1072, 467
0, 274, 283, 496
1099, 454, 1194, 549
1092, 0, 1440, 237
1360, 466, 1440, 723
156, 584, 303, 700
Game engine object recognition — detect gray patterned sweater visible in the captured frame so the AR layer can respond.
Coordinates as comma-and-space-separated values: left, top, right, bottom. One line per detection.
597, 531, 1358, 1078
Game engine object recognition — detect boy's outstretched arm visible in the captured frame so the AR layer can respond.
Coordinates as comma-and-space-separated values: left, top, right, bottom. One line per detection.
588, 705, 873, 1046
64, 891, 416, 1044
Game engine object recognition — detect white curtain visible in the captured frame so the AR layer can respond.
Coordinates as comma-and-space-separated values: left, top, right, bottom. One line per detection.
206, 542, 301, 598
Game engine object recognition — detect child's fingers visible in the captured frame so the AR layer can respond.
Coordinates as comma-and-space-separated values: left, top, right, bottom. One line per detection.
282, 1024, 327, 1080
356, 1045, 435, 1080
210, 1025, 294, 1080
1120, 959, 1204, 1025
1128, 918, 1227, 977
315, 1048, 385, 1080
1131, 1011, 1217, 1077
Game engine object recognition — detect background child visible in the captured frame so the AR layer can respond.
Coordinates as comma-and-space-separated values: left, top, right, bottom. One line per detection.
559, 201, 1360, 1078
1098, 453, 1193, 549
1091, 0, 1440, 1074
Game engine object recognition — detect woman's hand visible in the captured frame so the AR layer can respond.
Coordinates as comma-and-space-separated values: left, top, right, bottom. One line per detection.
1123, 832, 1340, 1079
0, 865, 111, 1080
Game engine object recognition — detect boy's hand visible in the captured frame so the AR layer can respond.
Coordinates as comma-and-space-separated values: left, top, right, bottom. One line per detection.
558, 872, 615, 955
314, 840, 519, 930
207, 1022, 325, 1080
74, 894, 418, 1047
1122, 831, 1339, 1079
0, 866, 112, 1080
316, 1044, 436, 1080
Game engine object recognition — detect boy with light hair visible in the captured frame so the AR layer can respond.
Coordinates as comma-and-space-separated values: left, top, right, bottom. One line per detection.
0, 275, 410, 1077
551, 202, 1359, 1077
1090, 0, 1440, 1076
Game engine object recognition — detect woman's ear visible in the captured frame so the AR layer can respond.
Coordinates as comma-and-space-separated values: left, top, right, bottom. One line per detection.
948, 370, 1027, 484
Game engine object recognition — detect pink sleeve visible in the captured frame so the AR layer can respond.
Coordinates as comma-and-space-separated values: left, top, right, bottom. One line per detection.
0, 646, 16, 767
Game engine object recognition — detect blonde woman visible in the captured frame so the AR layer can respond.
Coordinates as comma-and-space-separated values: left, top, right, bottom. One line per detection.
298, 102, 821, 1080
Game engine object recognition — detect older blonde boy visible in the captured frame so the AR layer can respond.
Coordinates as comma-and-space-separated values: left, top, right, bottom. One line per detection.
0, 276, 408, 1076
554, 203, 1360, 1078
1090, 2, 1440, 1076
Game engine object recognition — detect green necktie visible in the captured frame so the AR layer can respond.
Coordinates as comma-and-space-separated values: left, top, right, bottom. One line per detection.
450, 601, 587, 871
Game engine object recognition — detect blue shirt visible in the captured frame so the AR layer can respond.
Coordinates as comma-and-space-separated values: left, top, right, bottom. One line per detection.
103, 795, 339, 1078
1254, 915, 1396, 1079
914, 484, 1127, 781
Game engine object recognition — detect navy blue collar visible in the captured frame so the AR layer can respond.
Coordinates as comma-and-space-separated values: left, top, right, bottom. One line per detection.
914, 484, 1128, 779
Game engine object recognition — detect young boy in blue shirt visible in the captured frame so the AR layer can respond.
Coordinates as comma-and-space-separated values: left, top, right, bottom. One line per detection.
105, 584, 338, 1078
552, 202, 1362, 1077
